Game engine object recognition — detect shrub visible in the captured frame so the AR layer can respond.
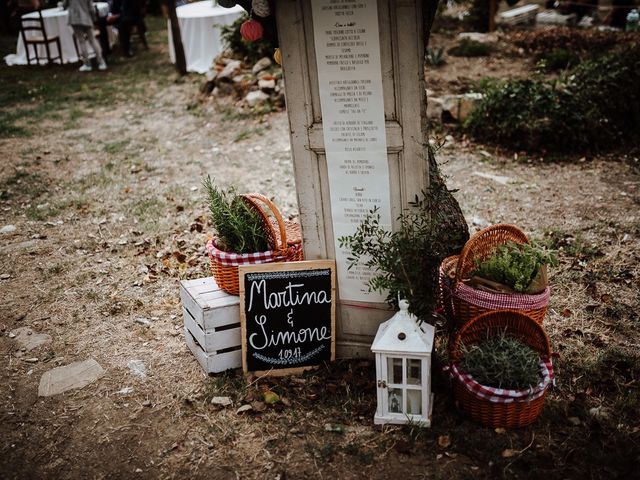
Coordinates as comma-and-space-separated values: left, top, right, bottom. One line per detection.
448, 38, 493, 57
220, 14, 278, 64
426, 46, 446, 67
339, 149, 469, 320
537, 48, 580, 72
465, 45, 640, 152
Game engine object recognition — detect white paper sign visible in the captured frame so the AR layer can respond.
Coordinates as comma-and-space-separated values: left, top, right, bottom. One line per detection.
311, 0, 392, 302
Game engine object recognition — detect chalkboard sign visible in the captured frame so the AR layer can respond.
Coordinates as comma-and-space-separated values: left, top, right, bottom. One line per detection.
239, 260, 336, 376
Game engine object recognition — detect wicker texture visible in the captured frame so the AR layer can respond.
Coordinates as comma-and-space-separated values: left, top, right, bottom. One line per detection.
449, 310, 552, 428
440, 224, 549, 329
455, 224, 530, 283
208, 193, 303, 296
438, 255, 458, 323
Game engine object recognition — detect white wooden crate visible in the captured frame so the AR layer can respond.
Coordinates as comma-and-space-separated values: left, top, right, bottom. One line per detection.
180, 277, 242, 374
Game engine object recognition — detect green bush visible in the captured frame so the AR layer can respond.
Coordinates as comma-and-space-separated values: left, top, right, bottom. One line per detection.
220, 14, 278, 64
448, 38, 493, 57
537, 48, 580, 72
339, 149, 469, 320
465, 45, 640, 152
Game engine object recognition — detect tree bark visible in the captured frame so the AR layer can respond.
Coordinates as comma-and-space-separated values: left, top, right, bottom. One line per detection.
166, 0, 187, 75
423, 0, 440, 48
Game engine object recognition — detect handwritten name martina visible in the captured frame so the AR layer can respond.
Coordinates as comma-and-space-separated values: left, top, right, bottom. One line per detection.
247, 280, 332, 351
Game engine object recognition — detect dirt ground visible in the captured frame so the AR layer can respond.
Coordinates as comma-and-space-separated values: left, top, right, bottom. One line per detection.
1, 15, 639, 480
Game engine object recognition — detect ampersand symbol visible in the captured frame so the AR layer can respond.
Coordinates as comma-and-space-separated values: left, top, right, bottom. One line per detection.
287, 309, 294, 327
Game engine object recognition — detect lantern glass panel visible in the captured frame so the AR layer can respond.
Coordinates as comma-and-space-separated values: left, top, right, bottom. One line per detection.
388, 388, 403, 413
407, 389, 422, 415
387, 357, 403, 385
407, 359, 421, 385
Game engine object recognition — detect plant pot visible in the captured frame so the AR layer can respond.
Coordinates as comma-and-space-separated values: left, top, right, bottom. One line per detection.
206, 193, 304, 296
438, 224, 550, 330
447, 310, 554, 428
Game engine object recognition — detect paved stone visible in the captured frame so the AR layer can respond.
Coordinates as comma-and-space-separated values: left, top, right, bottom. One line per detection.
38, 359, 105, 397
11, 327, 52, 351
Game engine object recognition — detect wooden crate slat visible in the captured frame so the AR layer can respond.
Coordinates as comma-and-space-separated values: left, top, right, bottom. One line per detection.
183, 328, 242, 373
183, 309, 241, 352
180, 278, 240, 331
179, 283, 205, 325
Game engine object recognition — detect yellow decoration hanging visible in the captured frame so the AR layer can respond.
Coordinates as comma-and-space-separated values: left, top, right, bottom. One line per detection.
273, 47, 282, 65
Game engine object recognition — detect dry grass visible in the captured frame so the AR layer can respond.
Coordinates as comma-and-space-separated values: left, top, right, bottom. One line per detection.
1, 17, 639, 480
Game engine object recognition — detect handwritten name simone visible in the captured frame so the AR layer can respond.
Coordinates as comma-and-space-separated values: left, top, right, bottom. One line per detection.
249, 315, 331, 350
247, 280, 331, 311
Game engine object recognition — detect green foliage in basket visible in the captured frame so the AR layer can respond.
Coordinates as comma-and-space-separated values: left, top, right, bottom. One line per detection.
473, 241, 557, 293
203, 176, 270, 254
339, 149, 469, 320
461, 332, 541, 390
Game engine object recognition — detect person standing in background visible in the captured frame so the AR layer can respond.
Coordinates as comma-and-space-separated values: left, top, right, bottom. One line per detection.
107, 0, 147, 57
64, 0, 107, 71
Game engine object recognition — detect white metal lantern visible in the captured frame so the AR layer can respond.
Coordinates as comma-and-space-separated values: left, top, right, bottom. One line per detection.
371, 300, 435, 426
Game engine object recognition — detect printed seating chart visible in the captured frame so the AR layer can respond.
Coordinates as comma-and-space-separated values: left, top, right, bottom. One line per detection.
311, 0, 392, 303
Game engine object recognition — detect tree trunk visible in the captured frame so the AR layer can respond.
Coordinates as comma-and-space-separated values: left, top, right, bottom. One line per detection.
422, 0, 470, 256
423, 0, 440, 48
166, 0, 187, 75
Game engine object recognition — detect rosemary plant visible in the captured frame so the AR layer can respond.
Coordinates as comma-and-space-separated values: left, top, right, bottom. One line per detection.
203, 176, 270, 254
460, 331, 541, 390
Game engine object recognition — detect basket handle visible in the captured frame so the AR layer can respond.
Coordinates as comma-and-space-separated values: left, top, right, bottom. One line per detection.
455, 223, 529, 284
240, 193, 288, 253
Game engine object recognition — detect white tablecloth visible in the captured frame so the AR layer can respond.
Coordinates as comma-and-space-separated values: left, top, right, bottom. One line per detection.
4, 3, 110, 66
168, 2, 244, 74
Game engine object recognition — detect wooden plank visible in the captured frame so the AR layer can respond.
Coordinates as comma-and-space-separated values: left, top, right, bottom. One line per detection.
183, 310, 241, 353
180, 278, 240, 331
183, 327, 242, 374
276, 0, 429, 358
239, 260, 336, 377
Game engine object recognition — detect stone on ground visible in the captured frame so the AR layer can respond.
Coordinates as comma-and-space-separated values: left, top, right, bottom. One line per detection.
252, 56, 272, 75
38, 358, 105, 397
245, 90, 270, 107
10, 327, 52, 351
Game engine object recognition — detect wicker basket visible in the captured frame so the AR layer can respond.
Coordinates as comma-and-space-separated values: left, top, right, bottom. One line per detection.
206, 193, 304, 296
448, 310, 553, 428
443, 224, 550, 329
437, 255, 458, 324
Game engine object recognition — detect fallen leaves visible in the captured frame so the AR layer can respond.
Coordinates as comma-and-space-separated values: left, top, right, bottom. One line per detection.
501, 448, 518, 458
437, 434, 451, 448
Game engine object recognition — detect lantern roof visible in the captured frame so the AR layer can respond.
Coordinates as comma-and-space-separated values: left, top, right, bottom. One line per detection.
371, 300, 434, 354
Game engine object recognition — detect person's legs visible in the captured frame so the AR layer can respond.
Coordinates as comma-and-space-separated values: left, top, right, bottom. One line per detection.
119, 20, 133, 57
72, 25, 92, 70
85, 25, 107, 69
137, 18, 148, 49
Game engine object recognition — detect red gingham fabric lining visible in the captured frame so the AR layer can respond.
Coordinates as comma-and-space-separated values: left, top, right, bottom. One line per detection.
206, 238, 302, 266
453, 283, 550, 310
446, 359, 554, 403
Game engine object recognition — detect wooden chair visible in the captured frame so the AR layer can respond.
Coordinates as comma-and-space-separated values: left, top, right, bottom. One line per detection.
20, 9, 62, 65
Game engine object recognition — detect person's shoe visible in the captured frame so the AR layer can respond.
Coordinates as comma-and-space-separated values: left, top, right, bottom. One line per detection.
78, 64, 92, 72
98, 60, 107, 71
